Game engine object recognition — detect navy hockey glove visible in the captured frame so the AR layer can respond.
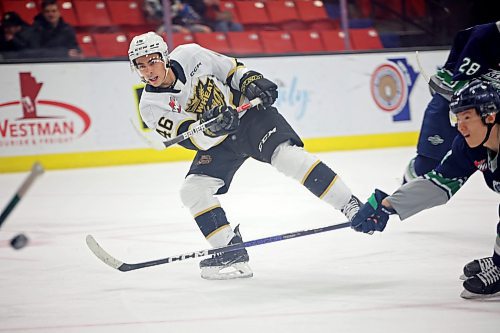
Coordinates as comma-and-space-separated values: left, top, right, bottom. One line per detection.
239, 70, 278, 108
351, 189, 396, 234
202, 105, 240, 137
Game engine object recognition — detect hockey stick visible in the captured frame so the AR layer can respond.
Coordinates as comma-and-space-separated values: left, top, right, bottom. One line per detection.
86, 221, 351, 272
131, 97, 262, 150
415, 51, 430, 84
0, 162, 44, 228
415, 51, 454, 98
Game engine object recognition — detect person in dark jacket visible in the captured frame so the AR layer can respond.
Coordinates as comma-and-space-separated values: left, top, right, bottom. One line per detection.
0, 11, 40, 59
188, 0, 243, 32
33, 0, 81, 59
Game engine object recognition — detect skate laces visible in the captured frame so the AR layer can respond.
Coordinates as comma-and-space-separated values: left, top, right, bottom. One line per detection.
341, 196, 361, 221
477, 266, 500, 285
478, 257, 495, 271
204, 226, 246, 265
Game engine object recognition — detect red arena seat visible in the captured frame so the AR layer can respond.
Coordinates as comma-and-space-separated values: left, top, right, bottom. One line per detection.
290, 30, 325, 52
226, 31, 264, 55
259, 30, 295, 54
319, 29, 348, 51
194, 32, 231, 54
59, 1, 78, 26
295, 0, 329, 22
296, 0, 337, 30
349, 28, 383, 50
73, 0, 112, 27
171, 32, 195, 48
76, 33, 98, 58
266, 0, 299, 23
234, 1, 270, 26
93, 32, 129, 58
106, 0, 145, 26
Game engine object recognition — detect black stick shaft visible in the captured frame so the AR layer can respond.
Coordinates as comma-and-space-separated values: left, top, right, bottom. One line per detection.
0, 162, 44, 228
116, 222, 351, 271
0, 196, 21, 226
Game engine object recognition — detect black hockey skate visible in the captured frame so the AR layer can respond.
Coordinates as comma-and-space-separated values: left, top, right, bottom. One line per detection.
341, 195, 361, 222
199, 225, 253, 280
461, 265, 500, 299
460, 257, 494, 280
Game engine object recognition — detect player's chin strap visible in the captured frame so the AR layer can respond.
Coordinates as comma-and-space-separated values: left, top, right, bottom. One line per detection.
458, 112, 497, 148
158, 60, 172, 87
480, 123, 495, 147
478, 113, 499, 147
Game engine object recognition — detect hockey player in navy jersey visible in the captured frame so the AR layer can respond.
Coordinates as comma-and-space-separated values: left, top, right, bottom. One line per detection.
404, 21, 500, 183
128, 32, 361, 280
352, 80, 500, 299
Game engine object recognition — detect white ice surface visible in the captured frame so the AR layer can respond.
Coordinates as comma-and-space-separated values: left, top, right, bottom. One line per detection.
0, 147, 499, 333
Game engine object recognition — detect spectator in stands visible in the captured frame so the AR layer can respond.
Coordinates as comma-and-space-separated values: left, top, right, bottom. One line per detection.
188, 0, 243, 32
143, 0, 163, 23
145, 0, 212, 34
32, 0, 81, 59
0, 11, 39, 59
170, 1, 212, 33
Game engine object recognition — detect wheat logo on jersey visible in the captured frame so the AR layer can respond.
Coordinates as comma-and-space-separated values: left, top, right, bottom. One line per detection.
169, 97, 182, 113
186, 77, 225, 115
0, 72, 90, 148
370, 58, 419, 121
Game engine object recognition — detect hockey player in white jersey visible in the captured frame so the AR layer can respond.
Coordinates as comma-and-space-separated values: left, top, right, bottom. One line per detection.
128, 32, 361, 280
351, 80, 500, 299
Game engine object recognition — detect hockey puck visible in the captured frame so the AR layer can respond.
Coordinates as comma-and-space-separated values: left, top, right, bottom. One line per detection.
10, 233, 29, 250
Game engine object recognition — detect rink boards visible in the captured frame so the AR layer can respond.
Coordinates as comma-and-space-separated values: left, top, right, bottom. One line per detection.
0, 49, 448, 172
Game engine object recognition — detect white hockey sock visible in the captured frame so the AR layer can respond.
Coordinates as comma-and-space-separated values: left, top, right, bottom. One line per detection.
180, 174, 224, 216
205, 225, 235, 248
271, 141, 352, 210
320, 176, 352, 210
180, 174, 235, 247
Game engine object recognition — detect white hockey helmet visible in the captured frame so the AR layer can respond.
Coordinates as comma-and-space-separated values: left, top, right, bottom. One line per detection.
128, 32, 169, 67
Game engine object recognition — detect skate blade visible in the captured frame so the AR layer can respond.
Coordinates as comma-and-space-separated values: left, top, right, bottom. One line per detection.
201, 262, 253, 280
460, 289, 500, 300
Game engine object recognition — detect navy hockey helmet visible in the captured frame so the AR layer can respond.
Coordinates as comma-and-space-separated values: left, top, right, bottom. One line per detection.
449, 80, 500, 125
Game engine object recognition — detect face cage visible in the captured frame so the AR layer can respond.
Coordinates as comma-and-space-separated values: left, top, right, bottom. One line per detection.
130, 55, 170, 84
